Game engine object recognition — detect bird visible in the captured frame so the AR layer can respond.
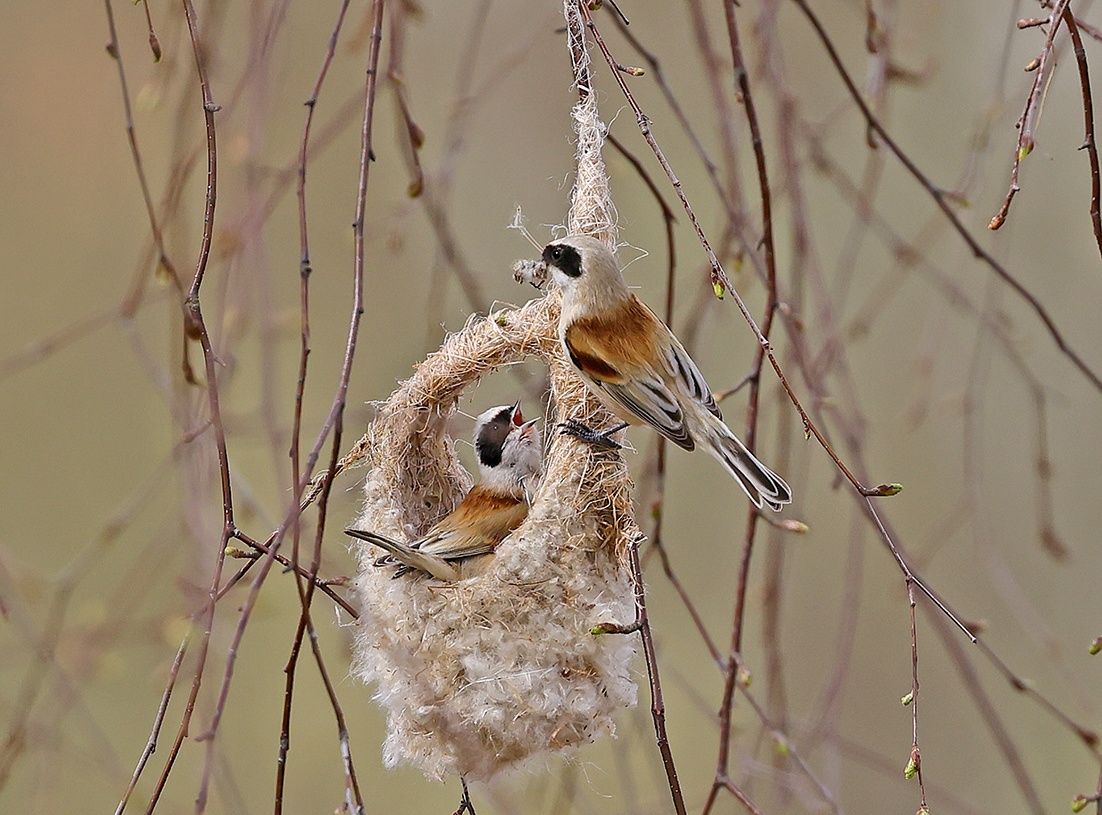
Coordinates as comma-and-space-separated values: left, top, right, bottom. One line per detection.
345, 403, 542, 580
540, 235, 792, 511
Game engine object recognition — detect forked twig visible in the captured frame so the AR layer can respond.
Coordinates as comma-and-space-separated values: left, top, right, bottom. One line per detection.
141, 0, 236, 809
593, 535, 687, 815
790, 0, 1102, 395
989, 0, 1070, 231
1062, 7, 1102, 262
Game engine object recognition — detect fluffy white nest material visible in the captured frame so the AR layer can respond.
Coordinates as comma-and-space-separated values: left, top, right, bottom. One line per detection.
349, 293, 640, 783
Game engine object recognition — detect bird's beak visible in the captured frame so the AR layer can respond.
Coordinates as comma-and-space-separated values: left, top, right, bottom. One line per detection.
510, 401, 524, 427
519, 417, 539, 437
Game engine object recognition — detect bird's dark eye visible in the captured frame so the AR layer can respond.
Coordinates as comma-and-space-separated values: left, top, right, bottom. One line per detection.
541, 243, 583, 278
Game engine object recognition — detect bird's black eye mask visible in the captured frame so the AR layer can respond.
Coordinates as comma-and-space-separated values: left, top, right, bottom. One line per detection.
475, 408, 514, 468
542, 243, 583, 278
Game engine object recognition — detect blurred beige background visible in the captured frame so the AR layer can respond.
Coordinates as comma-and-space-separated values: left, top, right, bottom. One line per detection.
2, 1, 1101, 813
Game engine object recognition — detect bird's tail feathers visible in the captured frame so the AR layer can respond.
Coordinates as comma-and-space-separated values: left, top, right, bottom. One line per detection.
705, 428, 792, 511
344, 528, 460, 582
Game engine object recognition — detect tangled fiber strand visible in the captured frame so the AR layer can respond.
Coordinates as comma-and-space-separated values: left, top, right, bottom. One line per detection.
568, 93, 618, 247
347, 0, 636, 783
565, 0, 618, 247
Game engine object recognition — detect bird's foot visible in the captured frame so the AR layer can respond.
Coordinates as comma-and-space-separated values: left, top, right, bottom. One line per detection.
557, 420, 629, 450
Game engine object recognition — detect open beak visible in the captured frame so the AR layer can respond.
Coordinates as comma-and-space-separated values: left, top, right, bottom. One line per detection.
509, 402, 538, 437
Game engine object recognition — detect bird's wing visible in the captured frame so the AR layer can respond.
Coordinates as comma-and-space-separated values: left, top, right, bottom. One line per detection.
416, 487, 528, 559
598, 375, 694, 450
344, 528, 460, 581
662, 332, 722, 419
564, 308, 695, 451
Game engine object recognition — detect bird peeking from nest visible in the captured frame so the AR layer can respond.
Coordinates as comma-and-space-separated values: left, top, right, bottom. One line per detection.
534, 235, 792, 511
345, 403, 542, 581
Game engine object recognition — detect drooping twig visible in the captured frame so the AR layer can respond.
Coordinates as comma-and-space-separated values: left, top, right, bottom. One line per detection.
1061, 7, 1102, 263
709, 6, 781, 813
196, 0, 384, 811
594, 535, 688, 815
989, 0, 1070, 231
904, 574, 929, 809
603, 131, 726, 670
564, 5, 684, 812
790, 0, 1102, 395
277, 0, 364, 811
113, 636, 188, 815
141, 0, 236, 809
103, 0, 184, 300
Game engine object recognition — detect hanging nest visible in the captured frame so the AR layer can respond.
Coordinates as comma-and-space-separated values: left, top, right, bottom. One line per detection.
348, 290, 640, 782
347, 1, 636, 781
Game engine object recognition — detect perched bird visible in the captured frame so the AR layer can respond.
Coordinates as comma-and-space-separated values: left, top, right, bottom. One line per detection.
541, 235, 792, 511
346, 403, 542, 580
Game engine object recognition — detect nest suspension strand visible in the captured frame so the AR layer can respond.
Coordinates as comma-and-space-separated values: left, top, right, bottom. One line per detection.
347, 2, 639, 783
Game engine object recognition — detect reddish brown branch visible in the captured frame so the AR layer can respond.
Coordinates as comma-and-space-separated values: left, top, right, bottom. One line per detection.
722, 0, 775, 660
607, 128, 724, 668
712, 7, 779, 812
113, 637, 188, 815
230, 532, 357, 618
278, 0, 362, 810
273, 1, 384, 811
596, 536, 688, 815
143, 0, 236, 809
196, 0, 384, 811
790, 0, 1102, 395
990, 0, 1069, 231
1062, 8, 1102, 263
1042, 0, 1102, 41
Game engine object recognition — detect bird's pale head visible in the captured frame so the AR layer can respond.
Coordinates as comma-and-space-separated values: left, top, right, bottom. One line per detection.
541, 236, 630, 315
473, 402, 542, 497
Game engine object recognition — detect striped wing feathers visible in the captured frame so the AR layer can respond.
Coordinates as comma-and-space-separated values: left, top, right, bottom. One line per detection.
565, 295, 719, 451
415, 485, 528, 560
663, 333, 721, 419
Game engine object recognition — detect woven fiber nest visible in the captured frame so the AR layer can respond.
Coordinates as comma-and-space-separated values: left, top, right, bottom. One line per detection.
349, 289, 640, 782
